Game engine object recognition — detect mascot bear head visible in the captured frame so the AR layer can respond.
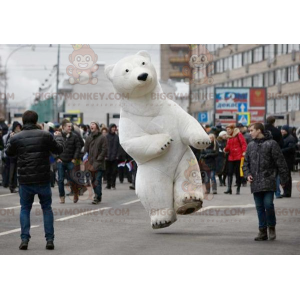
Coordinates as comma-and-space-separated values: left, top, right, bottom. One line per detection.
105, 51, 158, 98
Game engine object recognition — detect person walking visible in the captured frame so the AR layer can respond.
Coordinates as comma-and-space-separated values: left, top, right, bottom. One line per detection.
280, 125, 296, 198
5, 110, 64, 250
216, 131, 227, 187
224, 124, 247, 195
243, 123, 289, 241
6, 121, 22, 193
200, 134, 219, 194
105, 124, 120, 190
84, 121, 107, 204
56, 119, 82, 204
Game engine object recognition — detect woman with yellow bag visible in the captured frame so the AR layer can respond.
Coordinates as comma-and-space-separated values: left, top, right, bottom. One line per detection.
224, 124, 247, 195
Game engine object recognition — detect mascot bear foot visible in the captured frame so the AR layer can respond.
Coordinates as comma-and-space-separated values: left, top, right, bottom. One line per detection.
150, 208, 177, 229
176, 197, 203, 215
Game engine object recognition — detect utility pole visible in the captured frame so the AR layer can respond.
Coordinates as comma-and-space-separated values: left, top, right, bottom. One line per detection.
188, 44, 193, 115
55, 44, 60, 122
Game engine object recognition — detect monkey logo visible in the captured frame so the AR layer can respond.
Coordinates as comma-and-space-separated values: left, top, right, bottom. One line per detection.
181, 158, 202, 197
66, 44, 99, 85
183, 44, 214, 86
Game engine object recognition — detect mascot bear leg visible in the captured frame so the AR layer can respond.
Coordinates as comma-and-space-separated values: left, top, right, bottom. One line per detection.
174, 147, 204, 215
136, 165, 177, 229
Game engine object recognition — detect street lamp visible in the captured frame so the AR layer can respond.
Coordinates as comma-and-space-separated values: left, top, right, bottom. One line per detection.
3, 44, 35, 120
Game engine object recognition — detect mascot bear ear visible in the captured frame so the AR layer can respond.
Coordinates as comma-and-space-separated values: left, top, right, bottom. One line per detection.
105, 64, 115, 82
137, 50, 151, 61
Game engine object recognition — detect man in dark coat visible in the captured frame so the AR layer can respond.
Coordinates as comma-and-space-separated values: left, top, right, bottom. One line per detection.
84, 121, 107, 204
243, 123, 289, 241
56, 119, 82, 203
0, 117, 8, 136
5, 121, 22, 193
264, 116, 284, 148
105, 123, 120, 190
5, 110, 64, 250
281, 125, 296, 197
265, 115, 284, 198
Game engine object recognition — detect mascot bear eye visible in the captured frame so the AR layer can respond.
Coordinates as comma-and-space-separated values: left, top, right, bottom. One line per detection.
142, 62, 145, 65
126, 69, 129, 72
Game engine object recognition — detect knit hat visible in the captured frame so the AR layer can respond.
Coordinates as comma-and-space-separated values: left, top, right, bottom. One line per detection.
90, 121, 100, 131
219, 131, 227, 137
281, 125, 289, 132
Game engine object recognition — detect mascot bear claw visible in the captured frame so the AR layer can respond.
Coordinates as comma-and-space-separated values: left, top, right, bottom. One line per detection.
105, 50, 210, 229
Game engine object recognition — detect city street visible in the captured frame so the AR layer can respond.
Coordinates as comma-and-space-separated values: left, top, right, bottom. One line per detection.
0, 174, 300, 255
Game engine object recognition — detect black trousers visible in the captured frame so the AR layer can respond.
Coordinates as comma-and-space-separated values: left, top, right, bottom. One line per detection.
283, 170, 292, 197
227, 160, 241, 187
106, 160, 118, 188
9, 162, 18, 190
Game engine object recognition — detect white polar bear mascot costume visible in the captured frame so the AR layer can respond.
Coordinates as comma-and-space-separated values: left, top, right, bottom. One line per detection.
106, 51, 210, 229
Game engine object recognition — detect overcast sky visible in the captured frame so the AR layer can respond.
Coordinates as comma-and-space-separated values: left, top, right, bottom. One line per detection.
0, 44, 160, 108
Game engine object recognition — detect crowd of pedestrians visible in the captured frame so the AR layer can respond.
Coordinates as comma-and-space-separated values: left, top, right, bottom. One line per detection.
0, 111, 299, 249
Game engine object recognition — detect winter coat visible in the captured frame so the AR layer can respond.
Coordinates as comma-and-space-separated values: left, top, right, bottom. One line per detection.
216, 138, 227, 174
243, 131, 289, 194
282, 133, 297, 171
106, 125, 120, 161
224, 128, 247, 161
5, 123, 64, 185
264, 124, 284, 148
84, 131, 108, 171
200, 142, 219, 171
58, 131, 81, 163
0, 121, 8, 136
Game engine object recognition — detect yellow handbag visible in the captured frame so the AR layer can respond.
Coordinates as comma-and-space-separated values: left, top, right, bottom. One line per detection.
240, 157, 244, 177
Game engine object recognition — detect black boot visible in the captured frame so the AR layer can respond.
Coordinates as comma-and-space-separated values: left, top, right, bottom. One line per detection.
224, 176, 232, 194
236, 186, 240, 195
19, 240, 28, 250
254, 228, 268, 241
268, 226, 276, 240
46, 240, 55, 250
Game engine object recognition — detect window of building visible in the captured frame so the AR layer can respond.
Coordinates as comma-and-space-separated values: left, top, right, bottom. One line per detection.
264, 73, 269, 87
216, 59, 224, 73
224, 57, 233, 70
264, 44, 275, 61
288, 65, 300, 82
243, 50, 252, 65
288, 94, 300, 111
267, 99, 275, 114
253, 47, 263, 63
233, 53, 242, 69
243, 77, 252, 87
275, 98, 287, 113
268, 71, 275, 86
253, 74, 263, 87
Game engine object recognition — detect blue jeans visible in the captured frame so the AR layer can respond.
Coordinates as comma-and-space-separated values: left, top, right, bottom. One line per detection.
253, 191, 276, 228
19, 183, 54, 241
275, 174, 281, 198
204, 170, 217, 192
91, 170, 103, 199
57, 161, 74, 197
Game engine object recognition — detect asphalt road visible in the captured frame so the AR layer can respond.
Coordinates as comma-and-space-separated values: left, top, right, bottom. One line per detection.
0, 174, 300, 255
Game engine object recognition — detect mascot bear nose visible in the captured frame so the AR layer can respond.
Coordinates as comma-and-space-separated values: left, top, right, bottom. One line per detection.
137, 73, 148, 81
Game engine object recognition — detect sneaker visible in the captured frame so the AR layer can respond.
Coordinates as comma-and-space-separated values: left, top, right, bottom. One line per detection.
19, 240, 29, 250
129, 186, 135, 190
92, 197, 101, 204
60, 196, 65, 204
46, 240, 54, 250
105, 186, 111, 190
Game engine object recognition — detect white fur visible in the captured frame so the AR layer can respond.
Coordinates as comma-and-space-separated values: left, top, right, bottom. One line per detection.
106, 51, 210, 229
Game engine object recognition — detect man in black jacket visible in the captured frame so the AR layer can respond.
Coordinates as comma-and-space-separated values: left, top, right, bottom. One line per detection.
105, 124, 120, 190
5, 110, 64, 250
265, 115, 284, 198
281, 125, 296, 198
243, 123, 289, 241
56, 119, 82, 203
